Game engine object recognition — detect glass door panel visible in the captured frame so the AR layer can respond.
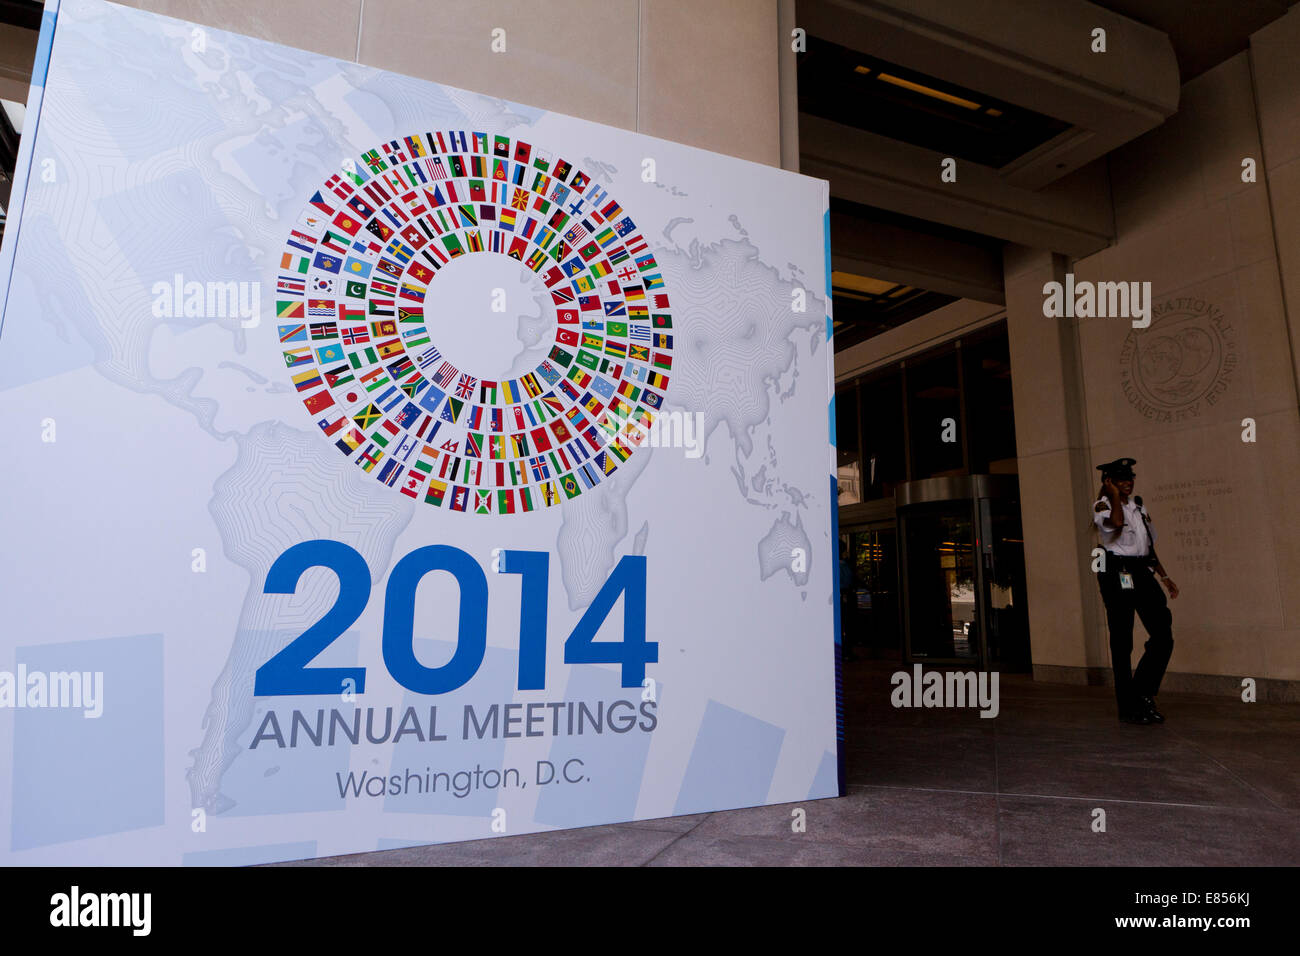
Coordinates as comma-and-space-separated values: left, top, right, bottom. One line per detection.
901, 503, 979, 662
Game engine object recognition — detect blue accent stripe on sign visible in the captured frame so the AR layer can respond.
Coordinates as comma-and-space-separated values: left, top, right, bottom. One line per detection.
0, 3, 61, 338
823, 208, 833, 343
829, 471, 845, 795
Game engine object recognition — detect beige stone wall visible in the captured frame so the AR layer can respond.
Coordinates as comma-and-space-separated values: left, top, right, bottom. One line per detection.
831, 43, 1300, 688
111, 0, 782, 165
1071, 50, 1300, 683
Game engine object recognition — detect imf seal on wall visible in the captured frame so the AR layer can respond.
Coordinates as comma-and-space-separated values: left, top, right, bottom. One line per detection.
275, 132, 674, 514
1119, 297, 1236, 423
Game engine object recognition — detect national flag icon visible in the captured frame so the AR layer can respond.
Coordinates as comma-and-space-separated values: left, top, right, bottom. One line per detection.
291, 368, 323, 392
413, 344, 441, 369
455, 373, 478, 399
283, 347, 312, 368
433, 362, 457, 387
316, 415, 346, 437
356, 443, 383, 473
364, 216, 394, 242
377, 459, 404, 487
342, 326, 369, 345
343, 257, 372, 280
313, 251, 342, 273
347, 194, 376, 220
474, 490, 493, 514
652, 313, 673, 328
309, 273, 336, 293
309, 191, 335, 215
539, 480, 558, 507
324, 365, 355, 388
303, 389, 335, 415
449, 486, 470, 512
400, 468, 428, 499
335, 426, 364, 454
307, 299, 336, 318
281, 252, 311, 274
309, 322, 338, 340
320, 230, 351, 255
353, 403, 382, 430
278, 324, 308, 343
393, 401, 421, 429
315, 343, 345, 364
425, 479, 448, 507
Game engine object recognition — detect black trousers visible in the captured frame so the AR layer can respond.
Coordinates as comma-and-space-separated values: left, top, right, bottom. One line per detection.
1098, 564, 1174, 713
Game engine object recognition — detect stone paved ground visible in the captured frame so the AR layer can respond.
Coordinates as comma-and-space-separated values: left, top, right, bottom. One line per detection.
278, 661, 1299, 866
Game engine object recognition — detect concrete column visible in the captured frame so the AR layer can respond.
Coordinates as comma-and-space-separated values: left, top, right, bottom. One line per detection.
1003, 244, 1106, 682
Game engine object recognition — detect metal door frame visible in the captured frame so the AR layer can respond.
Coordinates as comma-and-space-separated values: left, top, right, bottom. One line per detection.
897, 475, 1018, 671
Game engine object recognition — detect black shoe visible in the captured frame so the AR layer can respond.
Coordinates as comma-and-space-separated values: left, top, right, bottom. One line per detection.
1139, 696, 1165, 723
1119, 710, 1154, 725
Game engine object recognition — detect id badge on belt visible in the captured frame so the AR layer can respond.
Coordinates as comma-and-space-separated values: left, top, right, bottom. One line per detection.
1119, 571, 1134, 590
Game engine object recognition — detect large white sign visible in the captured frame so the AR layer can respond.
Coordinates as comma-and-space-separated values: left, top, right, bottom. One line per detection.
0, 0, 838, 865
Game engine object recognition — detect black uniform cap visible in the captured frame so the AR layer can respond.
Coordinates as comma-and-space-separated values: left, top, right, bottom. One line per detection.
1097, 457, 1137, 480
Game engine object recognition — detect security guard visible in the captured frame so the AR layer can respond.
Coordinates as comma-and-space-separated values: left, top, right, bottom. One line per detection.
1093, 458, 1179, 724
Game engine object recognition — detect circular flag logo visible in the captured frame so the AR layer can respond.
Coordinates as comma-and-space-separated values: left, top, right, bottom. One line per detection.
276, 131, 674, 514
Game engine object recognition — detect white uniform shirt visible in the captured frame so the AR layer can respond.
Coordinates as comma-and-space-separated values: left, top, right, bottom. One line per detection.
1094, 497, 1154, 557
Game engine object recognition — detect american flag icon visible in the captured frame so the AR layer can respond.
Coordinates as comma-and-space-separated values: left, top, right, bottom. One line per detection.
433, 362, 457, 387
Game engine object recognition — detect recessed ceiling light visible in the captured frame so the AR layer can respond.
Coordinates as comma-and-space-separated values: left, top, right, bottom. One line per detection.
876, 73, 980, 110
